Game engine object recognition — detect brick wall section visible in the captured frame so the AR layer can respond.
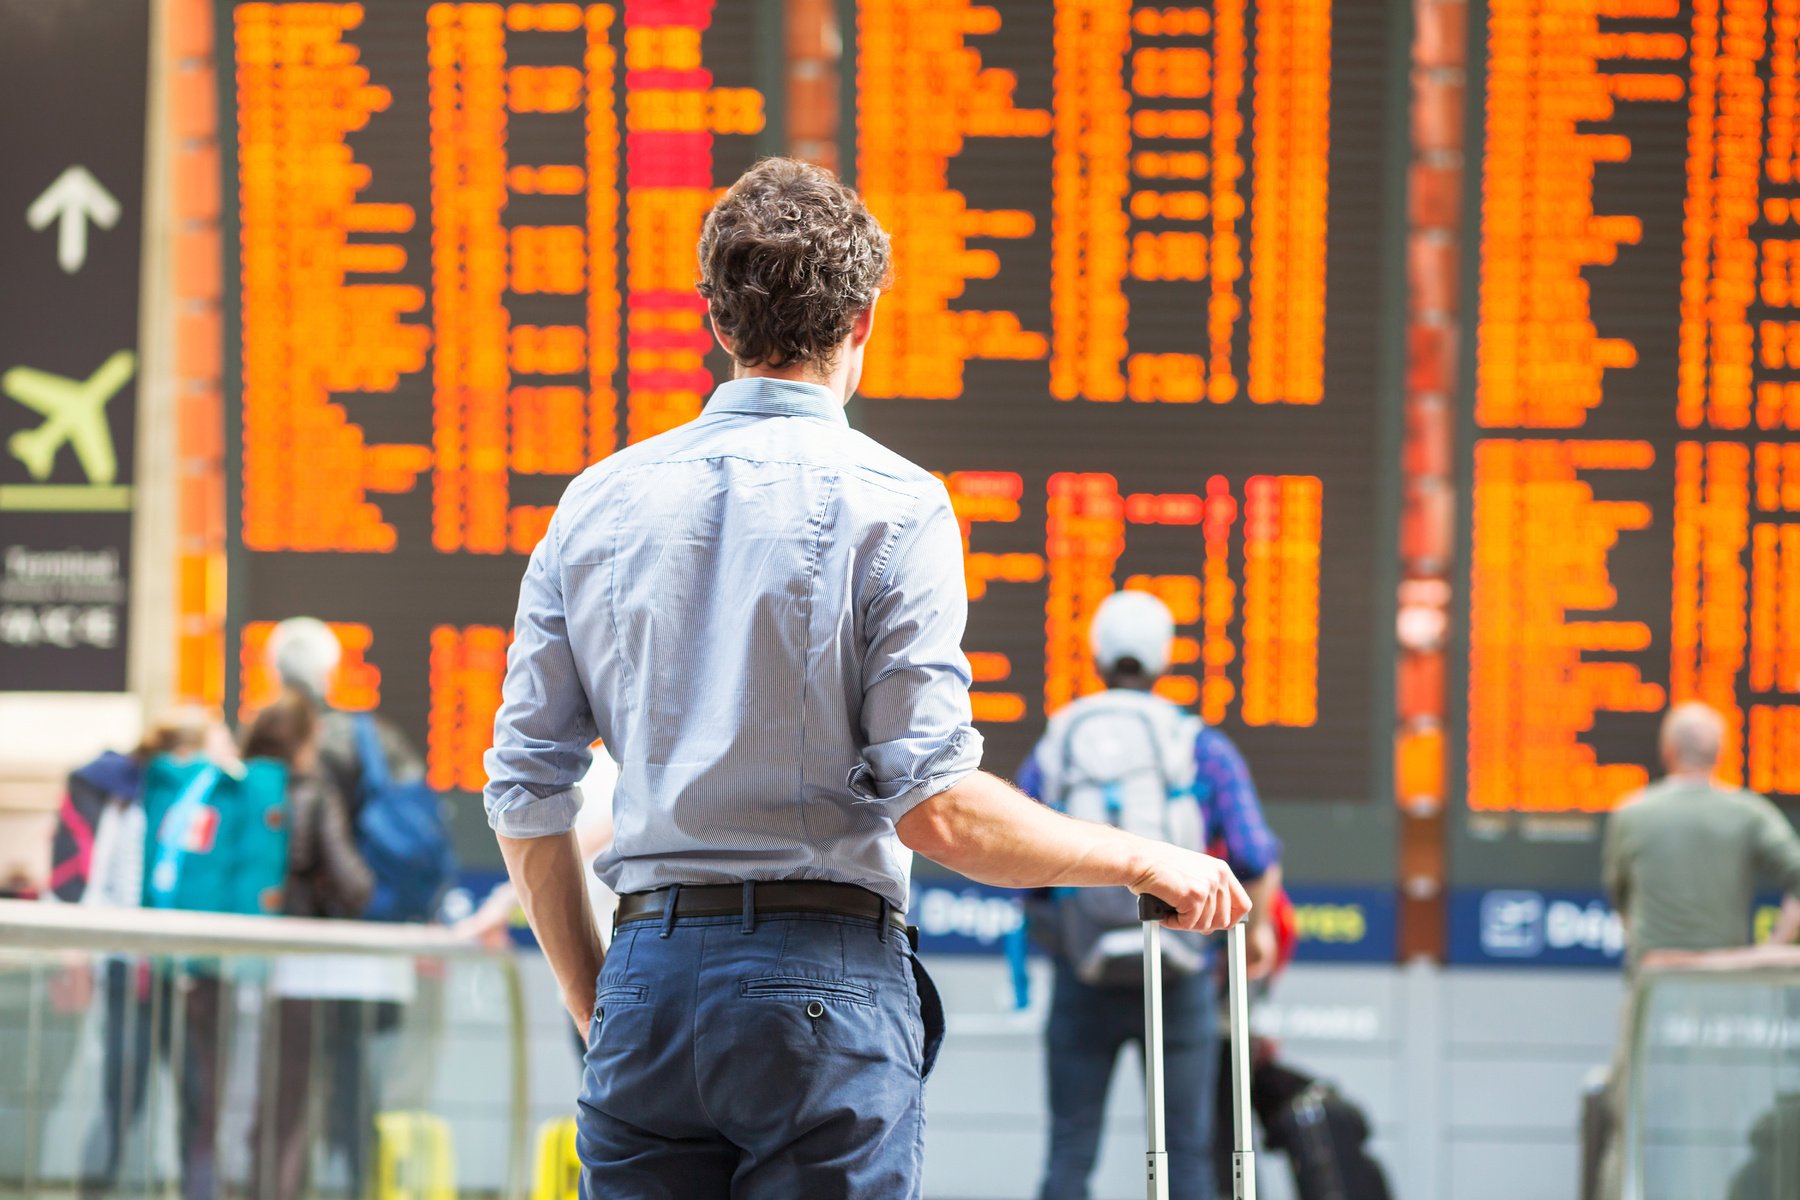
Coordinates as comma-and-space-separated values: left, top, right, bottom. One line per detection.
168, 0, 226, 710
1397, 0, 1466, 960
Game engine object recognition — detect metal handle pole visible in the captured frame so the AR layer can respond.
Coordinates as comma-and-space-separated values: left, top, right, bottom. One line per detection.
1227, 920, 1257, 1200
1143, 916, 1168, 1200
1137, 895, 1174, 1200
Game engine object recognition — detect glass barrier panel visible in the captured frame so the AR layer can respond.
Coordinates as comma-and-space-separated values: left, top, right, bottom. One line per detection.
0, 918, 524, 1200
1632, 975, 1800, 1200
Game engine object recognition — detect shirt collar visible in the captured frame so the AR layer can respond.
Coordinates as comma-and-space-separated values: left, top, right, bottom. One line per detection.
703, 376, 848, 426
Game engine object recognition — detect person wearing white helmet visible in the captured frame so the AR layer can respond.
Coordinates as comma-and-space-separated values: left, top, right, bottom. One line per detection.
1018, 589, 1285, 1200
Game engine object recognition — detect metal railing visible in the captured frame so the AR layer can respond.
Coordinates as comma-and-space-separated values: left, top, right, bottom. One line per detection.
1620, 947, 1800, 1200
0, 899, 528, 1200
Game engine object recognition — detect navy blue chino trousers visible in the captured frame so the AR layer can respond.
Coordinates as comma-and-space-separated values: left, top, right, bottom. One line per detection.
577, 908, 945, 1199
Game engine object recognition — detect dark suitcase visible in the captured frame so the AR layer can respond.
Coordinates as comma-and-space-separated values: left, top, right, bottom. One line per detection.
1263, 1079, 1394, 1200
1141, 895, 1255, 1200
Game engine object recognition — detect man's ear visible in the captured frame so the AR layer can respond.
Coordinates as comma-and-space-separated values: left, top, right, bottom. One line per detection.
849, 293, 880, 349
709, 315, 736, 359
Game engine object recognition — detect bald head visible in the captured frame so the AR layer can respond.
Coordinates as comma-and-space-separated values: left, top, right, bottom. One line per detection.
1660, 702, 1725, 775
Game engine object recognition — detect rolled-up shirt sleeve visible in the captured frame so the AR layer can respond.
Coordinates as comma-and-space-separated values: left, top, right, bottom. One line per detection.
847, 490, 984, 818
483, 512, 597, 838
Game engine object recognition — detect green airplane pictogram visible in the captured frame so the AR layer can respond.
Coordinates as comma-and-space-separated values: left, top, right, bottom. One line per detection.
4, 350, 136, 485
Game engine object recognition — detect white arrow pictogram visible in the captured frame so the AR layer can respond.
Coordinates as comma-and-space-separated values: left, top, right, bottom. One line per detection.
26, 166, 121, 275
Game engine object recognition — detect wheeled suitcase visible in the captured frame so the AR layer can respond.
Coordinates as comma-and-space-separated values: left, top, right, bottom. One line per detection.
1140, 894, 1255, 1200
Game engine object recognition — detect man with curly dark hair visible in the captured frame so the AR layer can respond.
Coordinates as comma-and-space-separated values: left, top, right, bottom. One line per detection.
486, 156, 1249, 1198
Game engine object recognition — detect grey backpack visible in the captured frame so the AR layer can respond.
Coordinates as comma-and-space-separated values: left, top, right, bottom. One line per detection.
1036, 690, 1207, 986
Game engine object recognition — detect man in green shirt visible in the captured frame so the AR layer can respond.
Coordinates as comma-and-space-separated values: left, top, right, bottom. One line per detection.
1596, 702, 1800, 1200
1603, 702, 1800, 967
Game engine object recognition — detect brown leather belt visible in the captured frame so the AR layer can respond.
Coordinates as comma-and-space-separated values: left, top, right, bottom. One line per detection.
615, 881, 908, 933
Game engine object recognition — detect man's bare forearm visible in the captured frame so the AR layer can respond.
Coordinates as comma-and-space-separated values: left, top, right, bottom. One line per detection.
896, 771, 1150, 888
895, 770, 1250, 933
497, 830, 604, 1029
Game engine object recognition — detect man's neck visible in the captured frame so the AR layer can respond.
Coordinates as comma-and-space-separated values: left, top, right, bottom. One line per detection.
734, 362, 850, 406
1666, 768, 1718, 788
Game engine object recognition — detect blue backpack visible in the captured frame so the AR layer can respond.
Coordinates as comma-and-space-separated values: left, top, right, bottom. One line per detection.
354, 716, 456, 922
141, 756, 291, 916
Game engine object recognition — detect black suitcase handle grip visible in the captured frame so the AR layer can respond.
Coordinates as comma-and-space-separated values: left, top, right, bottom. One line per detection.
1137, 894, 1178, 922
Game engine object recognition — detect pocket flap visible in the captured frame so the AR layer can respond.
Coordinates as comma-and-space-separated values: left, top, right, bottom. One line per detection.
739, 976, 875, 1005
597, 983, 648, 1006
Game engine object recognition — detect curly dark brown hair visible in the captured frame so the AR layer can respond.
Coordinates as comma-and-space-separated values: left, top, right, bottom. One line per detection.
697, 157, 892, 372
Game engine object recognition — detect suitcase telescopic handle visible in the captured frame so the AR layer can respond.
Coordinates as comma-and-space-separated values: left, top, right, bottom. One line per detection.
1137, 894, 1178, 921
1223, 916, 1257, 1200
1135, 893, 1257, 1200
1138, 895, 1172, 1200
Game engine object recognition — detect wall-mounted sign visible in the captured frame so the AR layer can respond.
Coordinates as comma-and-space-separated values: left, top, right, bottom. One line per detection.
1448, 888, 1627, 968
906, 878, 1399, 966
0, 0, 149, 692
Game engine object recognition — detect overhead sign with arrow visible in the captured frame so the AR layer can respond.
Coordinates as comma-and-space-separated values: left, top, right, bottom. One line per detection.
28, 166, 123, 275
0, 0, 149, 693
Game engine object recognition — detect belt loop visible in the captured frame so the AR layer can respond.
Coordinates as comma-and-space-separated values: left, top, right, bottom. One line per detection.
741, 881, 756, 935
878, 898, 890, 943
659, 884, 681, 939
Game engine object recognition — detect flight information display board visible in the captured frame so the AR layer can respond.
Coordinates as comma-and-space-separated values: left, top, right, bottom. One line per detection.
849, 0, 1403, 800
222, 0, 777, 795
221, 0, 1402, 822
1458, 0, 1800, 862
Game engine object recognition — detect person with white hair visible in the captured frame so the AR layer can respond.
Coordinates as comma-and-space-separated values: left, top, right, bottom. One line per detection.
1016, 588, 1284, 1200
263, 616, 426, 1192
266, 617, 424, 820
267, 616, 340, 703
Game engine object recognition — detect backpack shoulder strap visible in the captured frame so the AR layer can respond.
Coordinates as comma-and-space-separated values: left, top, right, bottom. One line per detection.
1165, 708, 1203, 792
174, 764, 223, 812
1051, 702, 1121, 808
1128, 705, 1180, 798
146, 764, 222, 903
352, 713, 390, 798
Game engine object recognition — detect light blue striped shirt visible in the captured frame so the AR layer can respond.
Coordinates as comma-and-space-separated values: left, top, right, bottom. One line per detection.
483, 377, 983, 907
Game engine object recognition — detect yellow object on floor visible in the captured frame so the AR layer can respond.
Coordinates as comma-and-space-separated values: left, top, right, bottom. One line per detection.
376, 1111, 456, 1200
532, 1116, 581, 1200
